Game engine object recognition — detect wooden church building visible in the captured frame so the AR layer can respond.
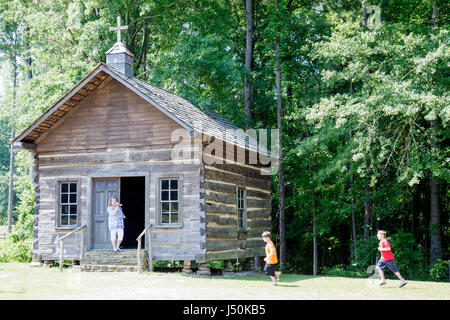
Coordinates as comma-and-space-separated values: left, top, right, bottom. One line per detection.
12, 18, 274, 273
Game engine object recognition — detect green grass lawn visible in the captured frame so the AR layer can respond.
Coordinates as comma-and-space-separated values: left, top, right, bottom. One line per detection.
0, 263, 449, 300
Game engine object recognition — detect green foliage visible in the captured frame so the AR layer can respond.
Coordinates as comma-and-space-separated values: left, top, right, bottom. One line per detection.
228, 259, 243, 272
0, 150, 34, 262
208, 260, 224, 270
388, 232, 429, 280
321, 264, 367, 278
0, 188, 34, 263
0, 208, 33, 262
151, 260, 224, 270
429, 259, 450, 282
353, 236, 380, 272
0, 0, 448, 282
152, 260, 184, 268
0, 237, 32, 262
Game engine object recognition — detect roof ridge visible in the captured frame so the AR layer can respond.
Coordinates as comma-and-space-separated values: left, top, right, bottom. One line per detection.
132, 76, 196, 106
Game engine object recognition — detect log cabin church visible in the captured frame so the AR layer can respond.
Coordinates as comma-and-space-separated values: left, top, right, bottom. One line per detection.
12, 17, 274, 273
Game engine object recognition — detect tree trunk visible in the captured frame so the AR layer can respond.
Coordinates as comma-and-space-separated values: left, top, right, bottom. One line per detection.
340, 224, 348, 265
350, 132, 357, 257
429, 1, 442, 266
313, 207, 317, 274
308, 153, 317, 275
24, 27, 33, 80
363, 185, 371, 240
349, 79, 357, 259
361, 2, 368, 27
244, 0, 254, 125
411, 185, 419, 241
430, 174, 442, 264
432, 0, 439, 28
275, 2, 286, 268
7, 34, 18, 233
423, 184, 431, 262
7, 129, 15, 233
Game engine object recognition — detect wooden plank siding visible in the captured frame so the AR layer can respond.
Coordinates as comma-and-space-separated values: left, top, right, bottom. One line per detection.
37, 79, 182, 153
34, 79, 206, 262
202, 145, 272, 261
20, 71, 110, 143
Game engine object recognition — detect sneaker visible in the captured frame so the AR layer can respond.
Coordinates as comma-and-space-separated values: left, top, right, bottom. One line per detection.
399, 280, 407, 288
117, 248, 122, 252
273, 282, 278, 286
275, 271, 282, 282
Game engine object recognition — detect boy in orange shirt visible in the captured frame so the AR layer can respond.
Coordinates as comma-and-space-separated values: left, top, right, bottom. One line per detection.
376, 230, 407, 288
262, 231, 282, 285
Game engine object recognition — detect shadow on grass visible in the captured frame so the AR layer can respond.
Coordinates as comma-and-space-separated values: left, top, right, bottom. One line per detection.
274, 284, 301, 288
206, 271, 317, 284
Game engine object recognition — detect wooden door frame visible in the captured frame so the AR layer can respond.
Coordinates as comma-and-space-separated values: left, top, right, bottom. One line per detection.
86, 171, 150, 251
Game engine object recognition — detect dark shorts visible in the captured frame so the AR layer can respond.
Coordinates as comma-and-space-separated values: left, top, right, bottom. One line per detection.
377, 257, 399, 273
264, 263, 277, 276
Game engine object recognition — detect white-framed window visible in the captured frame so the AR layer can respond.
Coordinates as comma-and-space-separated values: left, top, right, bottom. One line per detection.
237, 186, 247, 231
59, 182, 78, 227
160, 178, 180, 224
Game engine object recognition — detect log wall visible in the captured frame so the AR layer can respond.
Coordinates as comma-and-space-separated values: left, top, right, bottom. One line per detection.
202, 150, 272, 262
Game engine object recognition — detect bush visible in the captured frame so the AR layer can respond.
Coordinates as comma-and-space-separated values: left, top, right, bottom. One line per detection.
209, 260, 224, 269
0, 211, 34, 263
150, 260, 224, 270
353, 236, 379, 272
429, 259, 450, 282
321, 264, 367, 278
0, 237, 33, 262
0, 171, 34, 263
152, 260, 184, 268
388, 231, 429, 280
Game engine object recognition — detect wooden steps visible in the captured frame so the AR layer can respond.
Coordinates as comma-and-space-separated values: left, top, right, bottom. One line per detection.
80, 249, 148, 272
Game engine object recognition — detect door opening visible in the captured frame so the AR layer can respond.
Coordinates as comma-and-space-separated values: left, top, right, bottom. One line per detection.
120, 176, 146, 249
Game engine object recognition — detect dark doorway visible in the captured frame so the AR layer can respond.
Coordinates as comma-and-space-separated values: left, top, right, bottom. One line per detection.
120, 177, 145, 249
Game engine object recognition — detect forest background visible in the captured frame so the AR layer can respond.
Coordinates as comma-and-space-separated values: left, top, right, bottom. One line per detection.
0, 0, 448, 281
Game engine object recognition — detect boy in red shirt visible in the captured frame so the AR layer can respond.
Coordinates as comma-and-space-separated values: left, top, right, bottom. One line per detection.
376, 230, 407, 287
262, 231, 282, 285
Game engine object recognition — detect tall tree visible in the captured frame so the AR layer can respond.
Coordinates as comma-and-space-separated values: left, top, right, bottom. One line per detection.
349, 80, 357, 258
429, 0, 442, 265
6, 28, 18, 233
308, 151, 317, 275
244, 0, 254, 125
274, 0, 286, 268
361, 0, 372, 241
363, 185, 371, 240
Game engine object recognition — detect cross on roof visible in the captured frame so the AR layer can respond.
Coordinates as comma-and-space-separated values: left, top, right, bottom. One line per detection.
109, 16, 128, 43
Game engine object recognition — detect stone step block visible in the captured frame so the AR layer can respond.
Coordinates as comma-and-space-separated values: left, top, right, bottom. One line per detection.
80, 264, 141, 272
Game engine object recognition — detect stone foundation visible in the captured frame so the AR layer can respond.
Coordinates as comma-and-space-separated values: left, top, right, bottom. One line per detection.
243, 257, 254, 271
223, 259, 233, 274
182, 260, 193, 274
196, 262, 211, 275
